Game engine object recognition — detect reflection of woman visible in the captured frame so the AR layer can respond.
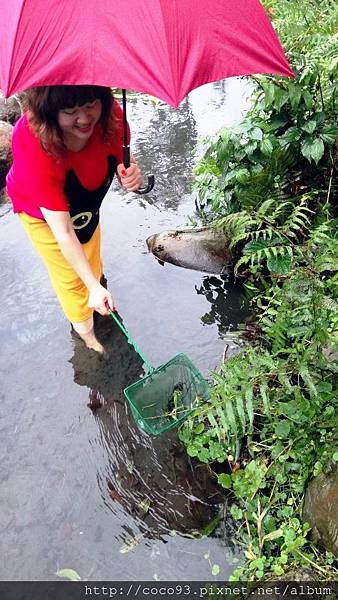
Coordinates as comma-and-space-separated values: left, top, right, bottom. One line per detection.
6, 85, 143, 352
70, 313, 223, 541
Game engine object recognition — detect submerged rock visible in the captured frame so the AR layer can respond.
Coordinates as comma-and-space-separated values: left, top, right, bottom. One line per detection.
146, 226, 232, 274
0, 120, 13, 189
302, 462, 338, 555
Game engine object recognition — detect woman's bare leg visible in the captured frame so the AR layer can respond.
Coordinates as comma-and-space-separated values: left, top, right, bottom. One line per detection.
72, 315, 104, 353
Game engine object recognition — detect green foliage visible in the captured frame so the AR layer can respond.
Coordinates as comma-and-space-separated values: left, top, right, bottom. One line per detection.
188, 207, 337, 578
186, 0, 338, 582
193, 0, 338, 220
179, 227, 338, 580
230, 201, 312, 275
56, 569, 81, 581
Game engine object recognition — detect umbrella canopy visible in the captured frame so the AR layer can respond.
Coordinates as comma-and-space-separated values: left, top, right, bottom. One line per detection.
0, 0, 292, 104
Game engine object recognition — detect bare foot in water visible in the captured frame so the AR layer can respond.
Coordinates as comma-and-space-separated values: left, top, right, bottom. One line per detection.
72, 317, 104, 353
81, 331, 104, 353
87, 339, 104, 353
72, 327, 104, 353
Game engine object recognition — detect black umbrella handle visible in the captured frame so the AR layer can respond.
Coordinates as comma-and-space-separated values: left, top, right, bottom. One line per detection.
135, 174, 155, 195
122, 90, 155, 195
123, 145, 155, 194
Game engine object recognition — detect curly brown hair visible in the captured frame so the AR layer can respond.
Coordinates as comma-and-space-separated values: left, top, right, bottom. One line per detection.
23, 85, 116, 157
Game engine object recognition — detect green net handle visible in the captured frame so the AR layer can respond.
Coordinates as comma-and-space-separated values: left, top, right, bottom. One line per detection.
109, 310, 154, 373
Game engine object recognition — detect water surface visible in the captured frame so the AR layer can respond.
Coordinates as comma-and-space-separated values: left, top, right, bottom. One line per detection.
0, 79, 252, 581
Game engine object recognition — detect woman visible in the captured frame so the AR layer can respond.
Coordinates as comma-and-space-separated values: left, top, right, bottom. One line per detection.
6, 85, 143, 352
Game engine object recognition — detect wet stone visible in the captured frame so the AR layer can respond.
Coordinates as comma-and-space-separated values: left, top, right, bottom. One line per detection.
302, 462, 338, 555
147, 226, 232, 274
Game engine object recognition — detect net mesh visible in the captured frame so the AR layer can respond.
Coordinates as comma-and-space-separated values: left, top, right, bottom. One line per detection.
124, 353, 210, 435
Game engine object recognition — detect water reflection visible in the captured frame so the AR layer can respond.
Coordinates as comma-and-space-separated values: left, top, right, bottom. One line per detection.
195, 275, 248, 337
128, 79, 252, 214
0, 79, 252, 580
69, 311, 223, 547
130, 98, 198, 210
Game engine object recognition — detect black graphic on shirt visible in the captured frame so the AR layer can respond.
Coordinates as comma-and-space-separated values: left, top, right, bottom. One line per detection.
64, 155, 117, 244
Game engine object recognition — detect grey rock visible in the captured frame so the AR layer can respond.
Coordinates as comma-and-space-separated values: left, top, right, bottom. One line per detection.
303, 462, 338, 555
0, 95, 22, 125
0, 120, 13, 188
0, 188, 10, 204
146, 226, 232, 274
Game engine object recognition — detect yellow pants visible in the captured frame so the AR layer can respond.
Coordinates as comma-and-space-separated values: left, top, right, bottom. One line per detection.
19, 212, 102, 323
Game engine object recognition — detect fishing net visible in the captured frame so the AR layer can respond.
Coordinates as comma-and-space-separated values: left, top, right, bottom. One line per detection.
124, 353, 210, 435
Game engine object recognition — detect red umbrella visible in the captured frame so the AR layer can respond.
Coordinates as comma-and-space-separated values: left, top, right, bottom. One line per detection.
0, 0, 292, 192
0, 0, 292, 102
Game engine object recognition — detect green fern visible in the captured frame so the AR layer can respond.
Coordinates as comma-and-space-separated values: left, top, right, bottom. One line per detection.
235, 240, 294, 275
216, 194, 318, 276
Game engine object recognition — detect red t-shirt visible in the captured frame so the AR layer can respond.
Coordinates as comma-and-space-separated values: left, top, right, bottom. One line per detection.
6, 100, 128, 219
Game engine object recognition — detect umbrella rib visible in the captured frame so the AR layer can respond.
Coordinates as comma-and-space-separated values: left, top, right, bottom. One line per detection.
158, 0, 178, 106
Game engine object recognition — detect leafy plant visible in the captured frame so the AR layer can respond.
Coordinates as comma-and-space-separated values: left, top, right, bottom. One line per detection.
56, 568, 81, 581
193, 0, 337, 221
179, 231, 338, 579
185, 0, 338, 582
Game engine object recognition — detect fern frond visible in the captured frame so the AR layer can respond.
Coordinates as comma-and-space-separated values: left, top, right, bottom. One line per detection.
281, 200, 313, 236
257, 199, 277, 217
244, 387, 254, 434
259, 383, 271, 418
225, 398, 238, 439
236, 238, 294, 275
299, 366, 318, 397
216, 406, 229, 437
235, 395, 247, 434
215, 211, 259, 248
270, 201, 295, 222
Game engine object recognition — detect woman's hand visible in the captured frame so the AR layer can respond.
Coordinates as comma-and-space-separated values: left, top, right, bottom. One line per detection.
88, 282, 114, 316
117, 161, 143, 192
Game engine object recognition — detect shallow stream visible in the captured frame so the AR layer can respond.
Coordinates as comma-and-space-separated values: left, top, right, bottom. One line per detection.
0, 79, 252, 581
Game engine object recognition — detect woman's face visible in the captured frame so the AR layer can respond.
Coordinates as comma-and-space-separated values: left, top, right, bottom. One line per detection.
57, 99, 102, 144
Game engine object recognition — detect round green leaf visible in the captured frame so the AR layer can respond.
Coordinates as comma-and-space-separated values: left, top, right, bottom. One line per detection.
273, 565, 284, 576
194, 423, 205, 435
231, 505, 243, 520
301, 120, 317, 134
274, 421, 291, 438
250, 127, 263, 141
187, 444, 199, 457
217, 473, 232, 489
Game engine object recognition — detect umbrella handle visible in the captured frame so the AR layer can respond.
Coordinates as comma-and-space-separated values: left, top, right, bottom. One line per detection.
135, 174, 155, 195
122, 90, 155, 195
123, 145, 155, 195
